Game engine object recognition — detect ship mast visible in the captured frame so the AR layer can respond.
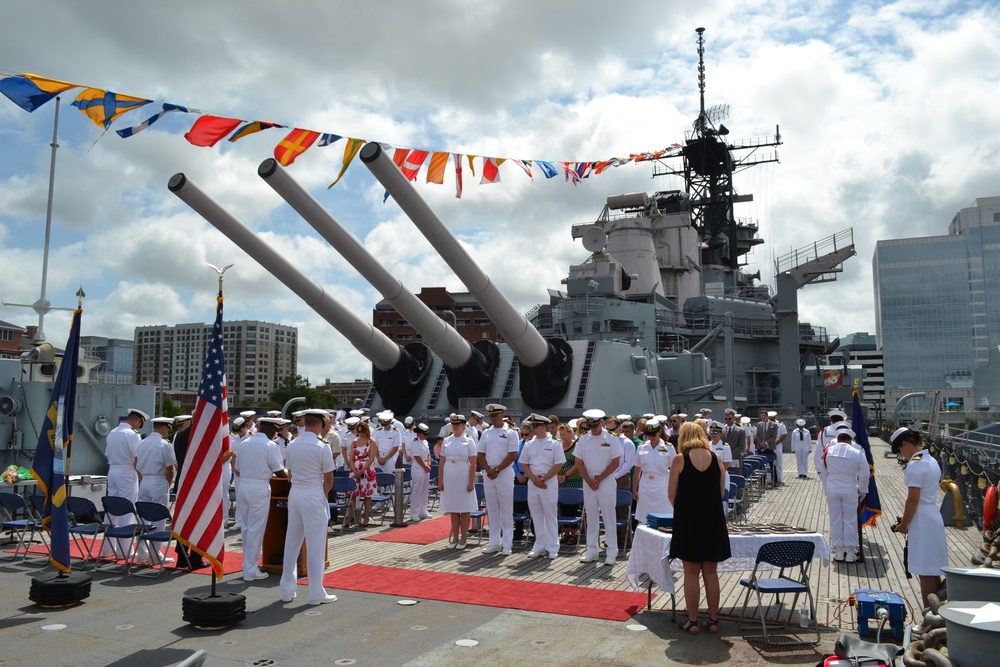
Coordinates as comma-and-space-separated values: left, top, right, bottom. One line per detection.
655, 28, 782, 294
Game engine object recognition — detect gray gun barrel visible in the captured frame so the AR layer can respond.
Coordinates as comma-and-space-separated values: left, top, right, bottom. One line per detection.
169, 173, 433, 413
360, 142, 549, 367
359, 142, 572, 409
258, 158, 471, 368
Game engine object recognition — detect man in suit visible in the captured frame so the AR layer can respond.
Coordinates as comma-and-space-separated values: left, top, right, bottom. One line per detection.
721, 408, 746, 470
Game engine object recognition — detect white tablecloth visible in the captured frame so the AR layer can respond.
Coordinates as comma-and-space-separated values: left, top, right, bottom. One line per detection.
625, 525, 832, 596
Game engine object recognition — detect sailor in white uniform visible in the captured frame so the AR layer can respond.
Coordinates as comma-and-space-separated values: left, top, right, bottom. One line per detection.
791, 418, 812, 478
227, 416, 250, 529
820, 427, 869, 562
890, 428, 948, 613
476, 403, 519, 556
280, 409, 337, 605
102, 408, 147, 558
135, 416, 177, 563
815, 408, 848, 488
235, 417, 286, 582
633, 419, 675, 523
708, 421, 733, 514
372, 411, 403, 473
520, 414, 565, 559
574, 409, 624, 566
466, 410, 484, 443
406, 423, 432, 522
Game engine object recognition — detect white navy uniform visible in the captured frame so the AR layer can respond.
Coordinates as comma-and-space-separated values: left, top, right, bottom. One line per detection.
135, 431, 176, 561
477, 423, 520, 551
904, 452, 948, 576
407, 437, 432, 521
574, 428, 624, 559
710, 439, 733, 509
614, 433, 637, 488
103, 422, 140, 556
373, 425, 404, 472
439, 433, 478, 514
821, 440, 869, 554
814, 424, 840, 487
791, 426, 812, 477
634, 440, 675, 523
520, 434, 566, 556
280, 431, 336, 603
235, 432, 284, 580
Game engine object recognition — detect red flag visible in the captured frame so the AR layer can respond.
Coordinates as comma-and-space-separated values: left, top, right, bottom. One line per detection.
172, 292, 230, 578
185, 115, 243, 147
480, 157, 504, 184
401, 149, 429, 181
274, 128, 320, 166
392, 147, 409, 169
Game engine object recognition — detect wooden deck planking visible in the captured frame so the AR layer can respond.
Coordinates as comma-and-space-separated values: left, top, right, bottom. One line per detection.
225, 436, 985, 630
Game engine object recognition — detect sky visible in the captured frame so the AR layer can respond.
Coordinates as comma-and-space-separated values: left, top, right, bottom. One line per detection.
2, 0, 999, 385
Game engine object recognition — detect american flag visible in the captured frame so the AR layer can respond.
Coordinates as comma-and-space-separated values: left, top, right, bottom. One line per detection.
171, 292, 230, 577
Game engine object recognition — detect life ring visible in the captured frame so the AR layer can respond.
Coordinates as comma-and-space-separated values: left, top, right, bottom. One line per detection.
985, 483, 998, 530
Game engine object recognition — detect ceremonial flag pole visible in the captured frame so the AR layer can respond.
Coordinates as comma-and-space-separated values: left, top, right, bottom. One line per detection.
853, 379, 883, 562
171, 265, 234, 597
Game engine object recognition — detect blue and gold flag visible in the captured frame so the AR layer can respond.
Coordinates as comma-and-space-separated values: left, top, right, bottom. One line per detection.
853, 389, 882, 527
72, 88, 150, 129
0, 74, 78, 112
30, 306, 82, 572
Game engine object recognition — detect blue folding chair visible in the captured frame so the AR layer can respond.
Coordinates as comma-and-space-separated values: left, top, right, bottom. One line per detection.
556, 487, 584, 551
329, 476, 357, 530
737, 540, 820, 646
427, 462, 439, 511
597, 489, 635, 555
99, 496, 143, 574
469, 483, 487, 544
371, 471, 396, 525
0, 492, 47, 562
729, 475, 747, 523
512, 484, 531, 548
66, 496, 104, 569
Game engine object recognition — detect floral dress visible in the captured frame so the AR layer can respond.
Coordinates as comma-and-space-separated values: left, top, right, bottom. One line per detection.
349, 438, 377, 499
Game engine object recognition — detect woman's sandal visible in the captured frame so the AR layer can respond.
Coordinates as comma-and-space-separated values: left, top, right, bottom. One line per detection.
679, 618, 699, 634
700, 618, 720, 634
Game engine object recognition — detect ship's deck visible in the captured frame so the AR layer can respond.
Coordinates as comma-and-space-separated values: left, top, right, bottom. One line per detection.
0, 436, 983, 667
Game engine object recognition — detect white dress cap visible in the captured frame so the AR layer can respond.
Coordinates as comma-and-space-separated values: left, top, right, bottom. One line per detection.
127, 408, 151, 421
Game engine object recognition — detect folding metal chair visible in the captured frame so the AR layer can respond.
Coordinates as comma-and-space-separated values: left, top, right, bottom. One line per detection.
329, 476, 357, 530
427, 462, 439, 511
512, 483, 531, 548
597, 489, 635, 555
556, 487, 584, 552
133, 501, 177, 578
737, 540, 820, 646
98, 496, 143, 574
371, 472, 396, 525
26, 494, 52, 558
0, 491, 47, 562
469, 483, 487, 545
66, 496, 105, 569
729, 475, 747, 523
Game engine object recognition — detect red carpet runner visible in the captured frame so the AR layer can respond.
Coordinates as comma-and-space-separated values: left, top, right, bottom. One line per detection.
360, 516, 454, 545
317, 563, 648, 621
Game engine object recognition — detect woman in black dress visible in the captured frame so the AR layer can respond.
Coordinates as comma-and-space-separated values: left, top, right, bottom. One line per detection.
668, 422, 731, 634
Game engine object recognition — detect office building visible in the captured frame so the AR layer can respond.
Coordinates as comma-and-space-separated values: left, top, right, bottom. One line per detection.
825, 332, 884, 411
874, 196, 1000, 391
134, 320, 298, 404
316, 378, 372, 408
80, 336, 134, 384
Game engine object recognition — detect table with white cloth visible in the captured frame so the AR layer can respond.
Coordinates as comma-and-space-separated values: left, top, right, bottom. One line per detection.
625, 525, 832, 611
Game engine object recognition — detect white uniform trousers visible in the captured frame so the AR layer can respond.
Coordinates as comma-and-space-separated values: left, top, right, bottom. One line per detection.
220, 460, 234, 525
482, 468, 515, 550
794, 447, 810, 477
774, 444, 785, 483
135, 476, 170, 560
583, 478, 619, 558
826, 490, 859, 550
102, 464, 139, 557
280, 486, 331, 602
238, 479, 271, 578
527, 481, 559, 555
409, 465, 430, 520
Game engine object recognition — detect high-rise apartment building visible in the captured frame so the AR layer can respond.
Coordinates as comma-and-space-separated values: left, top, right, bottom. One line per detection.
134, 320, 297, 404
874, 196, 1000, 392
373, 287, 502, 345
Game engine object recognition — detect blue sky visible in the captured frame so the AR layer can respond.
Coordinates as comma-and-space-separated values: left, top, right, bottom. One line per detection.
2, 1, 999, 383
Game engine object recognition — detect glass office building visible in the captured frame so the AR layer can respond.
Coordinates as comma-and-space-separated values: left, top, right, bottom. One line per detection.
874, 197, 1000, 390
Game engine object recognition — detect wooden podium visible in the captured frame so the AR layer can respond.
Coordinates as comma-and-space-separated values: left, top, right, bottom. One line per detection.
260, 477, 329, 575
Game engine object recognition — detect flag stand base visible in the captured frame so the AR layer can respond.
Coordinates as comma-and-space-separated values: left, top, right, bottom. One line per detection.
29, 571, 92, 608
182, 592, 246, 630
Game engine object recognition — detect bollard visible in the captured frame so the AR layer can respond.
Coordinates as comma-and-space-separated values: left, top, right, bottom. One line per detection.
392, 468, 407, 527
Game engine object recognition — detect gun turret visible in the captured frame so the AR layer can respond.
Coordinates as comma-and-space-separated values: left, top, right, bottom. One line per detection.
258, 158, 499, 403
359, 142, 572, 409
168, 173, 431, 414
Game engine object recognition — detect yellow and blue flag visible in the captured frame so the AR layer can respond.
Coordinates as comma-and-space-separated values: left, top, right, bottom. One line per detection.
853, 389, 882, 527
72, 88, 151, 129
0, 73, 78, 112
30, 306, 82, 573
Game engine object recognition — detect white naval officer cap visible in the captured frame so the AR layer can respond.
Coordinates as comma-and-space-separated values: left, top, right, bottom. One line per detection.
127, 408, 151, 421
232, 417, 246, 428
616, 413, 631, 422
257, 417, 284, 426
349, 409, 364, 417
403, 416, 414, 426
449, 414, 467, 425
470, 410, 484, 420
767, 410, 778, 418
699, 407, 713, 415
644, 419, 662, 435
292, 410, 306, 419
567, 418, 579, 430
581, 408, 606, 425
740, 416, 751, 424
151, 417, 174, 426
344, 416, 361, 427
174, 414, 192, 424
708, 421, 723, 434
642, 413, 655, 420
485, 403, 507, 414
266, 410, 281, 417
528, 413, 551, 426
377, 410, 394, 423
303, 409, 331, 420
239, 410, 256, 418
416, 423, 429, 434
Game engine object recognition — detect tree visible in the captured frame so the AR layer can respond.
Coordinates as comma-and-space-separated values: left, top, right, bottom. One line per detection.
160, 395, 183, 418
269, 374, 338, 411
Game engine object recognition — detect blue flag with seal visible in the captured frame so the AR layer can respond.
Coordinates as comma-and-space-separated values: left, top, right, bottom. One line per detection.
30, 306, 82, 572
853, 388, 882, 527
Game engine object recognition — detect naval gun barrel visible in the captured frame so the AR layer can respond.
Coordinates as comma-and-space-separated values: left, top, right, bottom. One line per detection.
258, 158, 499, 400
168, 173, 431, 413
360, 142, 572, 409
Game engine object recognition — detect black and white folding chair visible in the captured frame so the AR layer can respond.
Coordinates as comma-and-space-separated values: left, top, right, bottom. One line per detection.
737, 540, 820, 646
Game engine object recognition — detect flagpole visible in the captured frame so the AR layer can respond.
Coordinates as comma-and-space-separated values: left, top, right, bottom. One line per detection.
63, 287, 85, 491
207, 263, 231, 600
36, 97, 61, 342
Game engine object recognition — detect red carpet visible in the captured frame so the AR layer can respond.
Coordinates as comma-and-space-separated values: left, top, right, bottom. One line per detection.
318, 563, 647, 621
360, 516, 455, 545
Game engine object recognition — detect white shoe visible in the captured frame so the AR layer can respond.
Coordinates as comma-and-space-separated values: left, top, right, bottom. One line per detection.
456, 542, 466, 551
281, 592, 297, 602
527, 549, 543, 558
244, 572, 269, 581
483, 545, 501, 554
309, 594, 338, 605
845, 550, 858, 563
580, 553, 598, 563
421, 514, 431, 520
602, 555, 617, 567
547, 551, 558, 559
833, 549, 846, 562
445, 541, 458, 550
501, 548, 512, 556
